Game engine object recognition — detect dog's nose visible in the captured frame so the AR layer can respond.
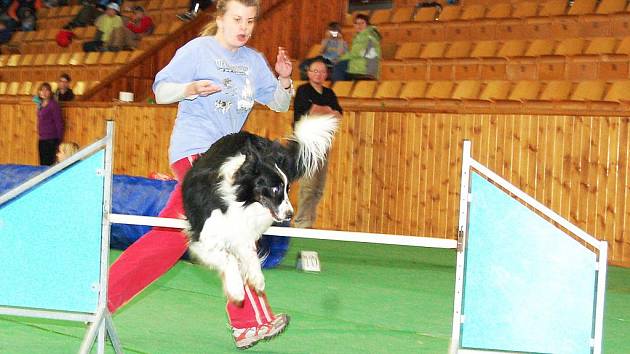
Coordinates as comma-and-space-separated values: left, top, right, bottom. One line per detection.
285, 210, 293, 220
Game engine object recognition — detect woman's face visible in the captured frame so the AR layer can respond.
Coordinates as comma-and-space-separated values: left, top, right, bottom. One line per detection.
307, 61, 327, 86
216, 1, 257, 51
353, 17, 367, 32
39, 86, 52, 100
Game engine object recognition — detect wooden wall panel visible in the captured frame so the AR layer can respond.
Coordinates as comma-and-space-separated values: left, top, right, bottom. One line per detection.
1, 102, 628, 267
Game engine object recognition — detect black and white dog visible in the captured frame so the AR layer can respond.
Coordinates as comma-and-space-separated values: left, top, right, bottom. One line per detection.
182, 114, 338, 303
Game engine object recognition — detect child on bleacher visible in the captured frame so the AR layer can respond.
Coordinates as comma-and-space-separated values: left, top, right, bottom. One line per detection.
320, 21, 348, 65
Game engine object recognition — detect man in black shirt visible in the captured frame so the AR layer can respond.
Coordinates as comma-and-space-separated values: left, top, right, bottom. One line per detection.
54, 73, 75, 102
293, 57, 342, 228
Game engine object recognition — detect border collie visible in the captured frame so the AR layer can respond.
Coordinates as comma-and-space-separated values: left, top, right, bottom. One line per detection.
182, 114, 338, 303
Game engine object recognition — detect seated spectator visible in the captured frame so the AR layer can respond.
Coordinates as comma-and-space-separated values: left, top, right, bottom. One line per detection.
82, 2, 123, 52
320, 22, 347, 65
54, 73, 75, 101
108, 5, 153, 50
7, 0, 41, 31
176, 0, 213, 21
299, 22, 348, 80
63, 0, 114, 29
0, 21, 13, 45
331, 14, 381, 82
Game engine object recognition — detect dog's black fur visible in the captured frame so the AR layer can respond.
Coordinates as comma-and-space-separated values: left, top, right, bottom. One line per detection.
183, 132, 301, 242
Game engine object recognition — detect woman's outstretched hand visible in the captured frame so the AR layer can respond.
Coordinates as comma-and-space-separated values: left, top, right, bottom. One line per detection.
186, 80, 222, 97
275, 47, 292, 79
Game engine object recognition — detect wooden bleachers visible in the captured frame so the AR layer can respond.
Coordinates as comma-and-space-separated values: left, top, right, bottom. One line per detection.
342, 1, 630, 43
0, 0, 187, 97
326, 79, 630, 111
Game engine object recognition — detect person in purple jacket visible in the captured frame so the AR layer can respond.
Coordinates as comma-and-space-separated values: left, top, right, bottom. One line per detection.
36, 82, 64, 166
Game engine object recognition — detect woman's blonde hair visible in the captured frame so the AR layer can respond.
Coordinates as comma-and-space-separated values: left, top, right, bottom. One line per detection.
199, 0, 260, 36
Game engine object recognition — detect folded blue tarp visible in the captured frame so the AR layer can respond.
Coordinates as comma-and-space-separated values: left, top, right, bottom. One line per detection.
0, 164, 289, 268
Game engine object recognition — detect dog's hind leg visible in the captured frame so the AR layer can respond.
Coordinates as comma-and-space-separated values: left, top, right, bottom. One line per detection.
189, 242, 245, 304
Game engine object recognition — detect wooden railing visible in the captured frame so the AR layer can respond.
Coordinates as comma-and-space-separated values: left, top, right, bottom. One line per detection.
1, 100, 628, 267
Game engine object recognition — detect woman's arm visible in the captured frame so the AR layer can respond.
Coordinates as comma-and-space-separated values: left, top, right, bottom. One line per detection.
154, 81, 221, 104
266, 80, 293, 112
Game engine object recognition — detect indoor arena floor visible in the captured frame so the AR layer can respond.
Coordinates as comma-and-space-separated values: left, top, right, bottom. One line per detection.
1, 238, 629, 353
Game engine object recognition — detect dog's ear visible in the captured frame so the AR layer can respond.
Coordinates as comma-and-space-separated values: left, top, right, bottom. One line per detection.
240, 140, 262, 175
270, 141, 299, 182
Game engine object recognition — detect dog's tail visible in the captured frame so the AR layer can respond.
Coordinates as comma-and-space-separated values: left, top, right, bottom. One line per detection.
290, 114, 339, 178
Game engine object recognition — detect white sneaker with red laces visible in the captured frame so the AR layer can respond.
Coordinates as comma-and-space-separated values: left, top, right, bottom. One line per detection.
232, 314, 290, 349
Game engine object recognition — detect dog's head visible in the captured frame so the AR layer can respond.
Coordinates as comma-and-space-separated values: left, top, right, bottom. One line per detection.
233, 140, 295, 222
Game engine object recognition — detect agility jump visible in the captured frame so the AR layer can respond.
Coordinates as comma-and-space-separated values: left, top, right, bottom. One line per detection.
0, 122, 607, 353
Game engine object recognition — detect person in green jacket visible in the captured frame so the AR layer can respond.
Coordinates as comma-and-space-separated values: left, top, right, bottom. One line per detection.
331, 13, 381, 81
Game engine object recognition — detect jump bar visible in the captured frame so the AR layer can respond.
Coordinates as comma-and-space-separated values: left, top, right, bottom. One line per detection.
108, 214, 457, 249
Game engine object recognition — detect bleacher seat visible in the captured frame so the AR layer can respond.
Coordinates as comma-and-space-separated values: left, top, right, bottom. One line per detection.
524, 39, 556, 57
471, 40, 499, 58
486, 3, 512, 19
425, 81, 454, 99
508, 80, 541, 101
84, 52, 101, 65
568, 0, 598, 15
68, 52, 85, 66
445, 41, 472, 58
437, 6, 461, 21
415, 7, 438, 22
452, 80, 482, 100
419, 42, 447, 59
19, 82, 33, 96
306, 44, 322, 58
374, 80, 403, 98
615, 37, 630, 55
570, 80, 606, 100
460, 4, 486, 20
539, 0, 568, 16
352, 81, 377, 98
370, 9, 392, 24
479, 81, 511, 101
57, 53, 71, 66
497, 40, 527, 57
604, 81, 630, 101
400, 80, 427, 99
595, 0, 627, 14
555, 38, 585, 56
390, 7, 414, 23
73, 81, 87, 96
512, 2, 538, 18
539, 81, 573, 100
584, 37, 617, 55
331, 81, 354, 97
7, 54, 20, 67
6, 82, 19, 95
395, 42, 421, 60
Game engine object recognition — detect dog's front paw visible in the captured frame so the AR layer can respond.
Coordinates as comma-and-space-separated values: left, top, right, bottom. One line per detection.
223, 272, 245, 304
246, 271, 265, 294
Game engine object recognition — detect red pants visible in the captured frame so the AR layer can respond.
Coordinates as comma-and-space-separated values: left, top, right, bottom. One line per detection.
108, 155, 276, 328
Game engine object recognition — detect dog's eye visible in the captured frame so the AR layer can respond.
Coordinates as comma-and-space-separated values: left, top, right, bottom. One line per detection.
271, 186, 280, 195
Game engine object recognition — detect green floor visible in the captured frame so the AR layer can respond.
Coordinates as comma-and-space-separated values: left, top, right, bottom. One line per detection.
1, 238, 629, 353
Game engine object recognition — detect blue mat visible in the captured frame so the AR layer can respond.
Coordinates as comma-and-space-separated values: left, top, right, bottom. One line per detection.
0, 164, 289, 268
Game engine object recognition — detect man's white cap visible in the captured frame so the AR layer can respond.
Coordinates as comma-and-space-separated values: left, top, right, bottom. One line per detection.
107, 2, 120, 12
